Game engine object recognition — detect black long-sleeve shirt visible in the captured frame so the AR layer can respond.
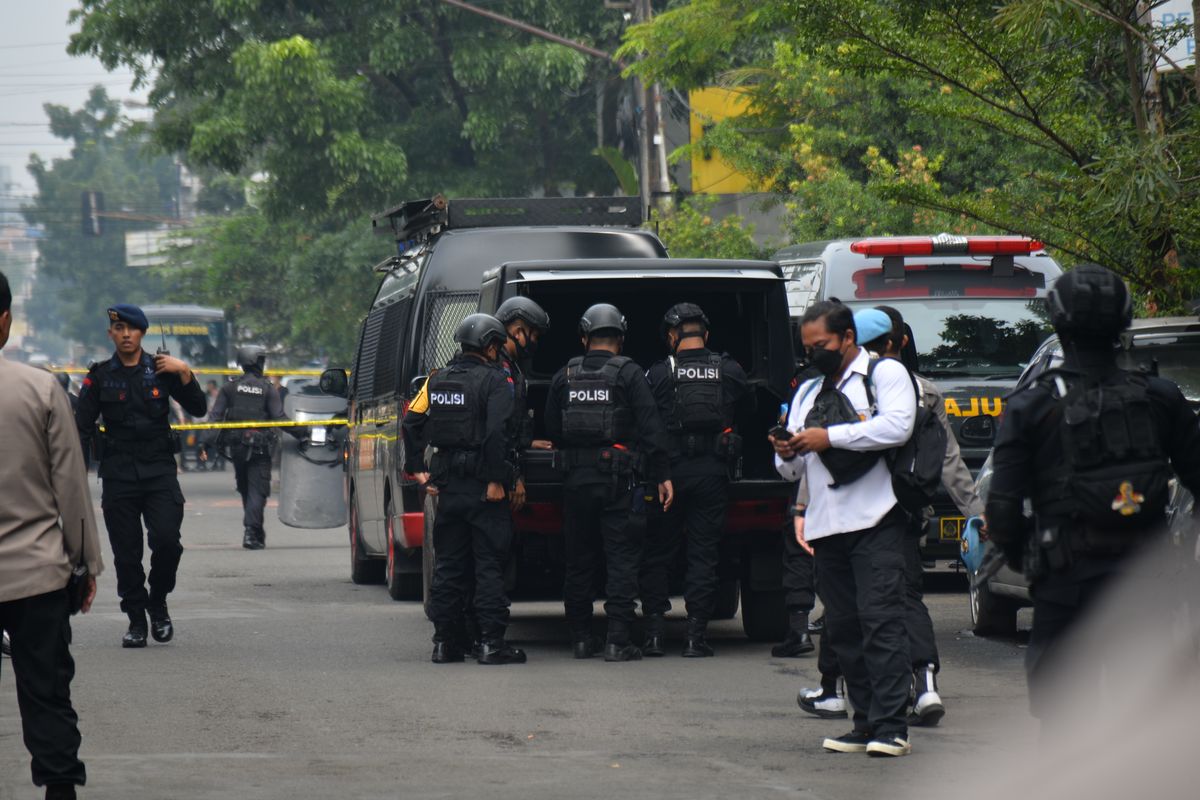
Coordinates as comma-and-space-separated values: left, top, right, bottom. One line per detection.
401, 354, 515, 488
645, 346, 753, 478
544, 349, 670, 485
76, 350, 207, 481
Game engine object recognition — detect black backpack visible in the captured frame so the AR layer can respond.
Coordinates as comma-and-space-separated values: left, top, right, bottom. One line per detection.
864, 360, 948, 516
1035, 368, 1171, 533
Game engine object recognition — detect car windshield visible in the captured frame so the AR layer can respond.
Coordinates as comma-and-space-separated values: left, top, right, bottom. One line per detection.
844, 298, 1052, 379
1120, 334, 1200, 402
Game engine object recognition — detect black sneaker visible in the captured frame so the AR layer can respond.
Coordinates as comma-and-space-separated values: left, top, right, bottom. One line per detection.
866, 733, 911, 757
798, 685, 848, 718
822, 730, 872, 753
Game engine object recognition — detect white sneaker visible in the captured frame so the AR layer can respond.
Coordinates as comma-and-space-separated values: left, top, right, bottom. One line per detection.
798, 685, 848, 718
913, 690, 945, 727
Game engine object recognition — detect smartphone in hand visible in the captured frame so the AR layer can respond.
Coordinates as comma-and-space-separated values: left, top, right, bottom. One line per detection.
769, 424, 791, 440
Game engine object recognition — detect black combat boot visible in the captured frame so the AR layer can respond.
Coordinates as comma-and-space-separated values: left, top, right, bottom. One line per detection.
477, 639, 527, 665
572, 632, 603, 659
604, 620, 642, 662
431, 642, 465, 663
147, 598, 174, 643
122, 609, 148, 649
807, 614, 826, 635
44, 784, 77, 800
253, 527, 266, 549
772, 611, 815, 658
681, 617, 714, 658
242, 527, 259, 550
641, 613, 666, 657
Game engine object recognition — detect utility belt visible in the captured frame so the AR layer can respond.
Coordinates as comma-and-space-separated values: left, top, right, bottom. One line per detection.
562, 445, 644, 476
668, 428, 741, 461
223, 428, 276, 456
101, 432, 180, 460
430, 448, 483, 479
1023, 519, 1159, 581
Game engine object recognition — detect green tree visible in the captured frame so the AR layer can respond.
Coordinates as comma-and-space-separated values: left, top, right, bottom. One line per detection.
70, 0, 641, 223
650, 196, 769, 259
622, 0, 1200, 310
22, 87, 182, 352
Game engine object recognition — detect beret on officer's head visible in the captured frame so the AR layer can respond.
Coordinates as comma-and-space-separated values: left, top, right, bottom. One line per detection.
852, 308, 893, 347
107, 303, 149, 332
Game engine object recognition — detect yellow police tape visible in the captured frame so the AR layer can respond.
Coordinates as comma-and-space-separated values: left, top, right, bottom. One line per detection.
169, 419, 349, 431
52, 366, 335, 377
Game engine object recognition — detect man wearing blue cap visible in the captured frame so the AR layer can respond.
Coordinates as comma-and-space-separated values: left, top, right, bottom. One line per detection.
76, 304, 207, 648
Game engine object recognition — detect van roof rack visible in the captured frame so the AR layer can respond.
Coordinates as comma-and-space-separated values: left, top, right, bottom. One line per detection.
372, 195, 644, 251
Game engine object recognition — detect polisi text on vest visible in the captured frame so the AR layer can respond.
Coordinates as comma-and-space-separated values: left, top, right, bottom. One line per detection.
236, 384, 265, 395
569, 388, 611, 403
432, 391, 467, 406
676, 366, 719, 381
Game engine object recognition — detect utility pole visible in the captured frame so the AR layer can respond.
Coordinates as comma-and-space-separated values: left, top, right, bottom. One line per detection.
634, 0, 671, 212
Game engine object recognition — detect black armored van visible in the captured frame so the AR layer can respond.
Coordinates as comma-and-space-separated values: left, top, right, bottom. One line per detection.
326, 196, 666, 600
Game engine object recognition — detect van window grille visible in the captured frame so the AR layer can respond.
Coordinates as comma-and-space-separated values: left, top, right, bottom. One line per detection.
421, 291, 480, 373
355, 308, 385, 399
372, 299, 408, 398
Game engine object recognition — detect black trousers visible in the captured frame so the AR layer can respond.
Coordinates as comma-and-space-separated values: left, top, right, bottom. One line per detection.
101, 476, 184, 613
426, 489, 513, 642
640, 473, 728, 622
902, 521, 939, 671
814, 507, 911, 737
1026, 566, 1119, 719
233, 451, 272, 534
563, 476, 644, 641
0, 589, 85, 788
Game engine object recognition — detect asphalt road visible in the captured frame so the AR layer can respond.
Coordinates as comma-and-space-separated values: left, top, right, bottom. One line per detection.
1, 470, 1037, 800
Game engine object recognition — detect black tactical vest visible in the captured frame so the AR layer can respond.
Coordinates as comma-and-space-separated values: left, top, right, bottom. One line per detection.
425, 361, 490, 451
1035, 368, 1171, 534
95, 356, 171, 441
562, 355, 633, 446
667, 352, 725, 432
228, 374, 270, 422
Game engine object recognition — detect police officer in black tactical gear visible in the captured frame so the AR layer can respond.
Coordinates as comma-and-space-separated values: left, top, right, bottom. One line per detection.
495, 296, 555, 511
545, 303, 673, 662
76, 304, 208, 648
986, 264, 1200, 719
402, 313, 525, 666
639, 302, 750, 657
207, 345, 289, 550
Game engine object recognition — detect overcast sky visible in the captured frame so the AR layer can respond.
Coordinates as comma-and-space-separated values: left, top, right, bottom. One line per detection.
0, 0, 147, 197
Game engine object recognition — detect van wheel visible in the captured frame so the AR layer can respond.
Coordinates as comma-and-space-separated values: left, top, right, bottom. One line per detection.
712, 578, 740, 620
349, 495, 384, 585
421, 492, 438, 618
969, 573, 1019, 637
385, 498, 422, 601
740, 584, 788, 641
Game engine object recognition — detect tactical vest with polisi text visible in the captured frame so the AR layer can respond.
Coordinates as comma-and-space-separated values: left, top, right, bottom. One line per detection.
562, 355, 633, 446
667, 352, 725, 432
425, 361, 490, 450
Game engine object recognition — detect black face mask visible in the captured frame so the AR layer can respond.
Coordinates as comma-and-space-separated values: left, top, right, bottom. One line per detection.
516, 332, 538, 359
807, 344, 844, 377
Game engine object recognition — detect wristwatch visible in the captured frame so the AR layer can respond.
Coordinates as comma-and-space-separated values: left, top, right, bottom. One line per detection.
788, 504, 806, 519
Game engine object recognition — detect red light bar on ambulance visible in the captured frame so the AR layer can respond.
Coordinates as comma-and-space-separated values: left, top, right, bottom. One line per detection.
850, 234, 1043, 257
850, 234, 1043, 279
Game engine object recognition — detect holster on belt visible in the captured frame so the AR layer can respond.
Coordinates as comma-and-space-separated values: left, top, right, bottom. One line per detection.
430, 449, 482, 481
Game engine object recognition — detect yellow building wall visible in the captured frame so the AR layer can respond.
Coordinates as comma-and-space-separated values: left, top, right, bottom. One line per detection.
689, 87, 757, 194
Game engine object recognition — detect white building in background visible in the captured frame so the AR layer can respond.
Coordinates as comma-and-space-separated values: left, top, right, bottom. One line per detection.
0, 164, 43, 356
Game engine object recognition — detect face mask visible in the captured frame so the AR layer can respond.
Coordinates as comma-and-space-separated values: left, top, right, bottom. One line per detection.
808, 343, 844, 376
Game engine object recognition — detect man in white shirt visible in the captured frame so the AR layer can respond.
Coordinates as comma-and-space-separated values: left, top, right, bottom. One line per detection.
772, 300, 916, 757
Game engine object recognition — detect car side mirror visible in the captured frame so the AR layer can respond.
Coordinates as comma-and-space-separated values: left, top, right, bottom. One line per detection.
319, 368, 349, 397
408, 374, 429, 396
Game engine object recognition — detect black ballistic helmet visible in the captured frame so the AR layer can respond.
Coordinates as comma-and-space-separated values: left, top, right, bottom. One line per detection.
495, 296, 551, 332
236, 345, 267, 371
454, 313, 508, 351
1046, 263, 1133, 340
660, 302, 710, 341
578, 303, 627, 337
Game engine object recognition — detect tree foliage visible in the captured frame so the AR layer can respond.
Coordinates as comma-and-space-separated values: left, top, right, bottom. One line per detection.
650, 195, 769, 259
22, 88, 182, 355
623, 0, 1200, 310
